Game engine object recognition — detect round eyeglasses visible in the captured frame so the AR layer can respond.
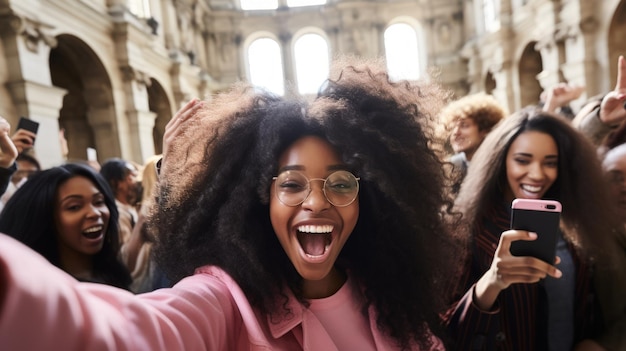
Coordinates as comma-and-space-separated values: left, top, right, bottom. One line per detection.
272, 170, 360, 207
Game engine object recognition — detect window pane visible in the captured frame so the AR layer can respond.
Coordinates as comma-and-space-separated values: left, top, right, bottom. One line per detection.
294, 34, 329, 95
248, 38, 285, 95
129, 0, 151, 18
384, 23, 420, 81
483, 0, 501, 32
287, 0, 326, 7
241, 0, 278, 10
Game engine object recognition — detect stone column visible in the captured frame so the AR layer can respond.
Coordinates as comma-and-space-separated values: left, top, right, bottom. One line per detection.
279, 31, 295, 97
0, 13, 68, 168
120, 66, 156, 163
534, 36, 561, 92
6, 81, 67, 168
489, 60, 516, 113
461, 42, 482, 94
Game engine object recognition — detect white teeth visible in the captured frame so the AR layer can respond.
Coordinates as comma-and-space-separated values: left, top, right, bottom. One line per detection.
522, 184, 541, 193
296, 225, 333, 234
83, 226, 103, 234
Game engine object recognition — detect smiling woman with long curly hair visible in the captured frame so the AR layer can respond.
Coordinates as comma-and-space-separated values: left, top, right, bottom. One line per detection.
0, 57, 459, 350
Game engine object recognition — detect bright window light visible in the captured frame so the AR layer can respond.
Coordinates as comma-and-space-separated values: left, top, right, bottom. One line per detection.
294, 34, 329, 95
240, 0, 278, 10
287, 0, 326, 7
385, 23, 420, 81
248, 38, 285, 95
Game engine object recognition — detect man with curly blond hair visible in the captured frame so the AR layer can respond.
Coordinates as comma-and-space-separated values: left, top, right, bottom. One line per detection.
440, 93, 507, 190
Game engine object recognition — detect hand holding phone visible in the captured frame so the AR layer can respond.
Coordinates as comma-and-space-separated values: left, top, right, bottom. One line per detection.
510, 199, 562, 263
12, 117, 38, 152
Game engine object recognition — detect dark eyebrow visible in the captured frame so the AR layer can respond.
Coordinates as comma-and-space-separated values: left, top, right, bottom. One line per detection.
277, 165, 305, 173
513, 152, 558, 159
277, 164, 349, 173
60, 192, 103, 204
60, 194, 85, 203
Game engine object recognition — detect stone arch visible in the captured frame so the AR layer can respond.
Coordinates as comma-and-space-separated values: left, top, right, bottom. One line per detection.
608, 0, 626, 87
148, 78, 172, 155
49, 34, 118, 162
518, 42, 543, 108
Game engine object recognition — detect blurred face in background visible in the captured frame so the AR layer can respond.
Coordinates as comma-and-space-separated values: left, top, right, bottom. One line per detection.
602, 144, 626, 220
449, 118, 487, 161
11, 159, 39, 186
120, 162, 140, 205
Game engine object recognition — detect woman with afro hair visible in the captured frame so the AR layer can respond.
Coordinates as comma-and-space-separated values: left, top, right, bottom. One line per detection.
0, 57, 459, 350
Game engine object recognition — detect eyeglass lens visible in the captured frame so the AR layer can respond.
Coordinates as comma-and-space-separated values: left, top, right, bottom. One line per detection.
274, 170, 359, 207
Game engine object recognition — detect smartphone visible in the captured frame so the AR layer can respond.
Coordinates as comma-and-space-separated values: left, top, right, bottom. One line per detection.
509, 199, 562, 264
87, 147, 98, 162
16, 117, 39, 135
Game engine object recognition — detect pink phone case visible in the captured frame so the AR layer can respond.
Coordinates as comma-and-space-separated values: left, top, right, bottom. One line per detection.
510, 199, 562, 263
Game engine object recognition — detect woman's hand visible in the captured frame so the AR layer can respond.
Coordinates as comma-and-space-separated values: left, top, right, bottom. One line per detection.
542, 83, 585, 113
161, 99, 204, 175
474, 230, 562, 311
0, 117, 18, 169
11, 128, 36, 154
599, 55, 626, 126
163, 99, 204, 158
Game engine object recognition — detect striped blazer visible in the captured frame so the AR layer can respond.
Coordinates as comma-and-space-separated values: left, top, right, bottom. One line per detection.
445, 203, 602, 350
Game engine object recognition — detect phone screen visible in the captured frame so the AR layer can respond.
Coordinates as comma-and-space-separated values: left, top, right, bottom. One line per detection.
87, 147, 98, 162
16, 117, 39, 135
510, 199, 561, 263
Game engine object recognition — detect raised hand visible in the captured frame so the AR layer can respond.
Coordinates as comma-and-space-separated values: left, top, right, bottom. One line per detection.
599, 55, 626, 125
542, 82, 585, 113
0, 117, 18, 168
162, 99, 204, 161
11, 129, 36, 154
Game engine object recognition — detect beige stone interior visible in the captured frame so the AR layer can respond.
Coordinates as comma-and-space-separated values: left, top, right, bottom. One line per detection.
0, 0, 623, 167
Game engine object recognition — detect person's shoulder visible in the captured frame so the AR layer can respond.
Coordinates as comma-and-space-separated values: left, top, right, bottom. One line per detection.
448, 153, 467, 168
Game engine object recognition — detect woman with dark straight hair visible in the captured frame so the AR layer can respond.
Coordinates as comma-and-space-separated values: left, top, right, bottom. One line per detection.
0, 163, 131, 289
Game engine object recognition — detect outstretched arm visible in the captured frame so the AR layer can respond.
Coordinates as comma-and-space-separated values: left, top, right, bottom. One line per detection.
0, 233, 235, 350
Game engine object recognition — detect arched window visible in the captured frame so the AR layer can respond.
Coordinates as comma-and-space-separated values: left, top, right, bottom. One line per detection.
294, 33, 329, 95
128, 0, 151, 18
483, 0, 500, 32
240, 0, 278, 10
247, 38, 285, 95
287, 0, 326, 7
384, 23, 421, 81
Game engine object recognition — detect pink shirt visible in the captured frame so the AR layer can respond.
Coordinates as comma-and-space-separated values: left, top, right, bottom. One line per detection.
0, 234, 443, 350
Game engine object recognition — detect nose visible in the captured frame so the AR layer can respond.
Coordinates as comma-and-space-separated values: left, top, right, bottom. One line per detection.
86, 204, 102, 219
527, 162, 545, 181
301, 182, 331, 212
452, 125, 461, 136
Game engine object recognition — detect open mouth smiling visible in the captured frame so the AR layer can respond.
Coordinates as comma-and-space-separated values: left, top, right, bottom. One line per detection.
296, 224, 333, 257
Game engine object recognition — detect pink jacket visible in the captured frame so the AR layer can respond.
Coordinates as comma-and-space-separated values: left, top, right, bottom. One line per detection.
0, 234, 443, 350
